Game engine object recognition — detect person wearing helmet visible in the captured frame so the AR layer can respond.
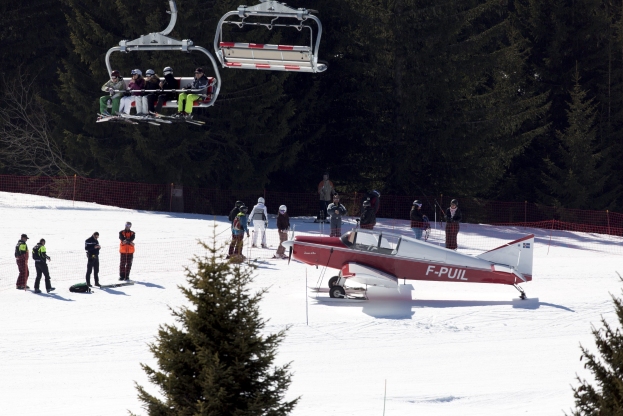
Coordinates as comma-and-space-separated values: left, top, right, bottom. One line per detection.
142, 69, 161, 114
444, 199, 462, 250
327, 194, 347, 237
155, 66, 177, 114
119, 69, 146, 115
273, 205, 290, 259
250, 197, 269, 248
316, 172, 335, 223
99, 70, 125, 116
175, 67, 210, 118
230, 205, 250, 262
410, 200, 428, 240
227, 200, 244, 258
360, 198, 376, 230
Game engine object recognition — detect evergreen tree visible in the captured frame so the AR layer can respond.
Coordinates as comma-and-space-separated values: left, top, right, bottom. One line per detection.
541, 71, 619, 209
567, 278, 623, 415
133, 239, 298, 415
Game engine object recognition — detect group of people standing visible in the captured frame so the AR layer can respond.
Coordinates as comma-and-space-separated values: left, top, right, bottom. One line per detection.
226, 198, 291, 261
14, 222, 136, 293
99, 66, 209, 118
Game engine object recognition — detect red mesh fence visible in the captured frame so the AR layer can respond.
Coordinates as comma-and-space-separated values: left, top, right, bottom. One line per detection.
0, 174, 622, 236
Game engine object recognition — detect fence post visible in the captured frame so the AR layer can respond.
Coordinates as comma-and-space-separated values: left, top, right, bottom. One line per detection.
607, 210, 610, 236
73, 174, 77, 207
169, 183, 173, 212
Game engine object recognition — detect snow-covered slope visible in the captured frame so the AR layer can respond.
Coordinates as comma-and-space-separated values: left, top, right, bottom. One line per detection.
0, 191, 620, 415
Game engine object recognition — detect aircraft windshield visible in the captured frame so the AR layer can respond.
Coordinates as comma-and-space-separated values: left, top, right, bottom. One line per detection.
348, 230, 400, 255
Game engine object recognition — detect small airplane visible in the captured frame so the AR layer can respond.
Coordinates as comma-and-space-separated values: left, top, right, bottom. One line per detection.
282, 228, 533, 300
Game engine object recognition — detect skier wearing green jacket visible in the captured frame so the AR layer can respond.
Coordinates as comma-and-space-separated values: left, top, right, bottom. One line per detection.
99, 70, 125, 116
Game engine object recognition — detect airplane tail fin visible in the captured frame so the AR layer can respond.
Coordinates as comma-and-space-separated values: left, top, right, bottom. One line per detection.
476, 235, 534, 280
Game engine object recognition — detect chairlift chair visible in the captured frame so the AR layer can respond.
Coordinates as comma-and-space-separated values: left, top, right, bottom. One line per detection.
103, 0, 221, 112
214, 0, 327, 73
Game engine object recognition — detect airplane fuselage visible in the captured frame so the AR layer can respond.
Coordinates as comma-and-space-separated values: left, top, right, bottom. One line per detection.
292, 235, 532, 286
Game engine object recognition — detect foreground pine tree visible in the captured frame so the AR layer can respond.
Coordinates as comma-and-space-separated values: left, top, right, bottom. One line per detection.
132, 240, 298, 415
568, 278, 623, 415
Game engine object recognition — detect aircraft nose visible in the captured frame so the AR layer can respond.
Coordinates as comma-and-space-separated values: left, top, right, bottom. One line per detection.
282, 240, 294, 249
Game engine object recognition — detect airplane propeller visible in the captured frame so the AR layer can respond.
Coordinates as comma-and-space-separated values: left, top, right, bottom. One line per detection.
282, 240, 294, 265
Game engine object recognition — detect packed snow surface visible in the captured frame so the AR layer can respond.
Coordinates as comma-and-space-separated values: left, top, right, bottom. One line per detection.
0, 191, 621, 415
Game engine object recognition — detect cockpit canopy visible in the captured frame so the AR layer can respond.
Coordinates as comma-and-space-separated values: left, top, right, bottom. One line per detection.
340, 229, 401, 255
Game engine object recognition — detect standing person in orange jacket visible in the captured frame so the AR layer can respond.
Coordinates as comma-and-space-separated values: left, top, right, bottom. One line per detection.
119, 222, 135, 281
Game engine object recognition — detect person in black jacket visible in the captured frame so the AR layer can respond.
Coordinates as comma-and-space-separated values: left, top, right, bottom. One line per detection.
410, 200, 428, 240
227, 200, 244, 259
32, 239, 54, 293
327, 194, 347, 237
15, 233, 30, 289
143, 69, 161, 114
445, 199, 462, 250
85, 232, 101, 287
155, 66, 177, 113
360, 199, 376, 230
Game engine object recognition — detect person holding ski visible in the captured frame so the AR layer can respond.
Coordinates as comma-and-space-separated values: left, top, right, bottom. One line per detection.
316, 172, 335, 223
119, 69, 146, 115
99, 70, 125, 116
231, 205, 250, 262
273, 205, 290, 259
410, 200, 428, 240
85, 231, 101, 287
119, 222, 135, 281
227, 200, 244, 259
445, 199, 462, 250
142, 69, 160, 114
327, 194, 347, 237
15, 233, 30, 290
32, 239, 54, 294
250, 197, 269, 248
175, 67, 209, 118
155, 66, 177, 114
360, 199, 376, 230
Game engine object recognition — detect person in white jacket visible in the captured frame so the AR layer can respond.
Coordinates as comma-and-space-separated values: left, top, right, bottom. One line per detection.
250, 197, 269, 248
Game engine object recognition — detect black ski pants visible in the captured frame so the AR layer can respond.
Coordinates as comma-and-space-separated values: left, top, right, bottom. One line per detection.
120, 253, 133, 280
86, 255, 99, 285
34, 262, 52, 291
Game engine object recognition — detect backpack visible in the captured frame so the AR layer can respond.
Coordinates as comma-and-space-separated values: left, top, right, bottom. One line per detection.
69, 282, 91, 293
31, 245, 42, 261
233, 216, 242, 231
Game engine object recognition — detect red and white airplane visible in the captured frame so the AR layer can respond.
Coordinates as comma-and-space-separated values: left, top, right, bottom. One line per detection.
282, 229, 534, 299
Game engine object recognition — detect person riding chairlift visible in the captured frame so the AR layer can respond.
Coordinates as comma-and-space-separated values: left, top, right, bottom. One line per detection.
155, 66, 176, 114
99, 70, 125, 116
142, 69, 160, 114
119, 69, 146, 115
175, 67, 209, 118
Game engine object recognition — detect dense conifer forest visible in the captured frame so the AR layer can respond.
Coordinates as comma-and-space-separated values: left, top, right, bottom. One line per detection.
1, 0, 622, 210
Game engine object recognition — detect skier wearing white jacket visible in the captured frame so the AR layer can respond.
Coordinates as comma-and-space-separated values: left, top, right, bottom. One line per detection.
250, 197, 269, 248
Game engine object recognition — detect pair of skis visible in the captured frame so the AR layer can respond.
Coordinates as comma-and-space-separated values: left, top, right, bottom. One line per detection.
96, 112, 205, 126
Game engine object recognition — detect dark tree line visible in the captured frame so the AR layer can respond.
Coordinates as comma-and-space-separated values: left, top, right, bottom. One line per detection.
1, 0, 622, 210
